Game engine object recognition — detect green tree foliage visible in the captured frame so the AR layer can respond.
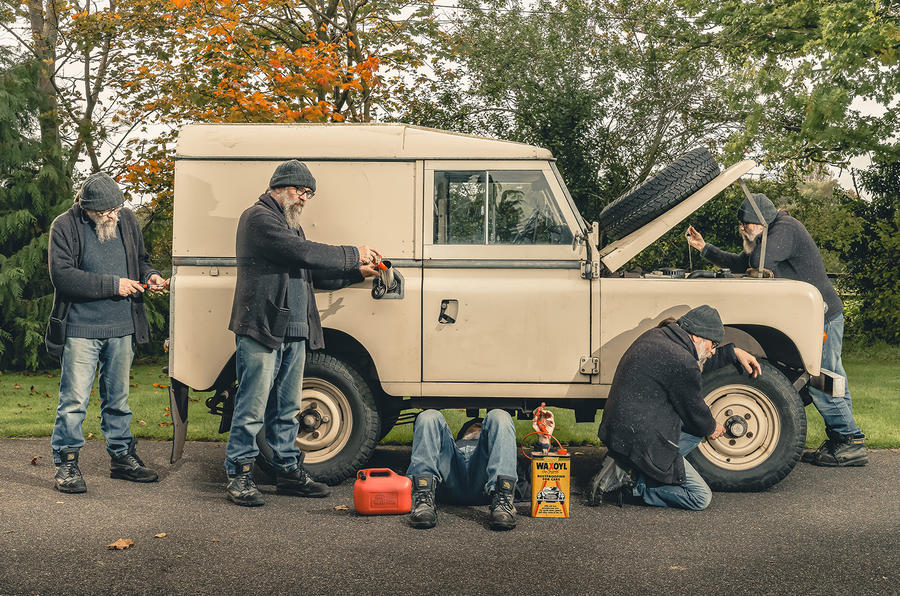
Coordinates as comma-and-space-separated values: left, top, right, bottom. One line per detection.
679, 0, 900, 169
842, 162, 900, 342
0, 57, 72, 369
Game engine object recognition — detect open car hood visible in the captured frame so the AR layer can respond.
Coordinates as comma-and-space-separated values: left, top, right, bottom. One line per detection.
598, 160, 756, 273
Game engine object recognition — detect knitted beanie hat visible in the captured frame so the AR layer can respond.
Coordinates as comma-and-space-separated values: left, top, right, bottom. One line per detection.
78, 173, 124, 212
677, 305, 724, 344
737, 193, 777, 225
269, 160, 316, 192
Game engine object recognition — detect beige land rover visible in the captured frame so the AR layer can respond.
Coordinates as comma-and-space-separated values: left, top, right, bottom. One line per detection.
167, 123, 843, 491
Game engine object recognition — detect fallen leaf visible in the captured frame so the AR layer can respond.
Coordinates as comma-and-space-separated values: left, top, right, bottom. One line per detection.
56, 501, 64, 504
211, 538, 220, 543
46, 373, 54, 378
334, 504, 349, 511
669, 565, 686, 571
154, 533, 167, 538
137, 420, 147, 426
164, 412, 171, 417
87, 432, 94, 439
108, 538, 134, 550
14, 384, 21, 389
45, 393, 53, 398
30, 456, 41, 465
30, 385, 35, 393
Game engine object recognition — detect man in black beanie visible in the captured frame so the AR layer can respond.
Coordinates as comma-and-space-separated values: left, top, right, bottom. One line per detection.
46, 172, 168, 494
591, 305, 761, 510
686, 193, 867, 467
224, 160, 381, 506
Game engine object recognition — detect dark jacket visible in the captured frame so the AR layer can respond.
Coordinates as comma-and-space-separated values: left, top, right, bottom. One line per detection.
598, 322, 738, 484
701, 212, 842, 321
228, 193, 362, 350
45, 203, 159, 357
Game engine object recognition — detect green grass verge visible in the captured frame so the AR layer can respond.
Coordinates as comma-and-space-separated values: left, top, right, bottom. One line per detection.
1, 351, 898, 448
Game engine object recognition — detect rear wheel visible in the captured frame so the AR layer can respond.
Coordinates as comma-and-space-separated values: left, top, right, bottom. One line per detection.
686, 360, 806, 492
256, 351, 380, 485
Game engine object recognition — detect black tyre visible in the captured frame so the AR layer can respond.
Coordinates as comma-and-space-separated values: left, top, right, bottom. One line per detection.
376, 400, 402, 441
598, 148, 720, 241
686, 359, 806, 492
256, 351, 380, 485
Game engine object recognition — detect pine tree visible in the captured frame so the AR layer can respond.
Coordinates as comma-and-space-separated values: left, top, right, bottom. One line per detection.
0, 54, 72, 369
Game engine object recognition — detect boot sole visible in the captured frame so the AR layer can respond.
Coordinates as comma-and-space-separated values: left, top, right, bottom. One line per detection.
228, 494, 265, 507
275, 488, 331, 498
55, 484, 87, 494
110, 471, 159, 482
409, 519, 437, 529
812, 457, 869, 467
489, 521, 516, 531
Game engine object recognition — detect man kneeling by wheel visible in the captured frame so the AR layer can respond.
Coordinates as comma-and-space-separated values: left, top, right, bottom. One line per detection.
590, 305, 761, 510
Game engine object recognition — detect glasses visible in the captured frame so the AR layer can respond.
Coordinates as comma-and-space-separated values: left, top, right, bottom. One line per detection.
96, 206, 121, 216
710, 340, 719, 349
292, 187, 315, 199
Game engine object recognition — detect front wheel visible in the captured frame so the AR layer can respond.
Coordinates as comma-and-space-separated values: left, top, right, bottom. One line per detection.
686, 359, 806, 492
256, 351, 380, 485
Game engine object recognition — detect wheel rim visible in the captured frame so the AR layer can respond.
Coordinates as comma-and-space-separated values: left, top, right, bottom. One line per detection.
698, 384, 781, 471
294, 378, 353, 465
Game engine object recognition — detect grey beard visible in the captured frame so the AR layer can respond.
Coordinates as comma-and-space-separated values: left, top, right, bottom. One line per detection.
741, 232, 760, 254
87, 211, 118, 243
284, 201, 304, 230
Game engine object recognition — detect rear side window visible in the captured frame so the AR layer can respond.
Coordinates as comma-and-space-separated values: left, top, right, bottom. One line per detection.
433, 170, 573, 245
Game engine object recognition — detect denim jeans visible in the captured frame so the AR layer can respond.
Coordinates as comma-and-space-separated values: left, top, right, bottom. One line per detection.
633, 432, 712, 511
807, 314, 862, 437
225, 335, 306, 476
51, 336, 135, 464
407, 409, 517, 504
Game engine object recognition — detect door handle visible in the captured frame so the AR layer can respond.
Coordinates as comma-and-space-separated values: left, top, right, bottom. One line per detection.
438, 299, 457, 324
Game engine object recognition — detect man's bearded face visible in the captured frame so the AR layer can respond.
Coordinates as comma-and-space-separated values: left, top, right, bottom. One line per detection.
272, 187, 308, 230
86, 208, 119, 243
740, 223, 764, 253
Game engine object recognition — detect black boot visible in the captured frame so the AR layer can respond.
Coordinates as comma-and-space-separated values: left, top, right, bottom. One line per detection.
588, 454, 635, 507
227, 460, 265, 506
276, 466, 331, 498
803, 432, 868, 467
409, 474, 437, 529
489, 475, 517, 531
55, 448, 87, 494
110, 440, 158, 482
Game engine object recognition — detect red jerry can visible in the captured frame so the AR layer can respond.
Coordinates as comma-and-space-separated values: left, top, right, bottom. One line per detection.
353, 468, 412, 515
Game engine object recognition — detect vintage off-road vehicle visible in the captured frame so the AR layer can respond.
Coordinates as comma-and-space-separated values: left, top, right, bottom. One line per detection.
167, 123, 843, 491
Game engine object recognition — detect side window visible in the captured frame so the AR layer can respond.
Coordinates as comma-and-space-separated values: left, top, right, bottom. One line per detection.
434, 170, 573, 245
434, 171, 486, 244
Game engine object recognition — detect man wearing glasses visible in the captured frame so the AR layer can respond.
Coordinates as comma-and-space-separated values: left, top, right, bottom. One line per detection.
590, 305, 761, 510
224, 160, 381, 506
46, 172, 167, 494
686, 193, 867, 467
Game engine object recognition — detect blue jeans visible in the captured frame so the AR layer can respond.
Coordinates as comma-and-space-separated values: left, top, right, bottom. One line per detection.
225, 335, 307, 476
633, 432, 712, 511
51, 336, 135, 464
407, 409, 517, 503
808, 314, 862, 437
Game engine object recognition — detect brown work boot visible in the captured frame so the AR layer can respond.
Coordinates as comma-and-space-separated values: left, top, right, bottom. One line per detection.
803, 434, 868, 467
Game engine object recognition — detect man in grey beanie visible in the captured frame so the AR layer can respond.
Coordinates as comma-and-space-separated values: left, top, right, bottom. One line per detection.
686, 193, 867, 467
46, 172, 168, 494
591, 305, 761, 510
224, 160, 381, 507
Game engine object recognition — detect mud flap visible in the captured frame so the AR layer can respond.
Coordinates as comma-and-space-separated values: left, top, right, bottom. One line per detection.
169, 378, 189, 464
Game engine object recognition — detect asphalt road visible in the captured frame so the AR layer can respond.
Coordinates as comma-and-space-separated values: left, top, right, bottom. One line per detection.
0, 439, 897, 595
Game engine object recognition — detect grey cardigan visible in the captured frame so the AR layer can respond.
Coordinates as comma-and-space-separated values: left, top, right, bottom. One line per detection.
45, 203, 159, 357
228, 193, 362, 350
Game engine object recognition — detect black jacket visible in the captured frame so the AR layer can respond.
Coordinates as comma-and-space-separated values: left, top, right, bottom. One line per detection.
45, 203, 159, 357
598, 322, 738, 484
228, 193, 362, 350
701, 212, 842, 321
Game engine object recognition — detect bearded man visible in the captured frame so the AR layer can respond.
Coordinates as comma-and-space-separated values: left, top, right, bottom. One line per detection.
46, 172, 167, 494
591, 306, 761, 510
686, 193, 867, 467
224, 160, 380, 507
